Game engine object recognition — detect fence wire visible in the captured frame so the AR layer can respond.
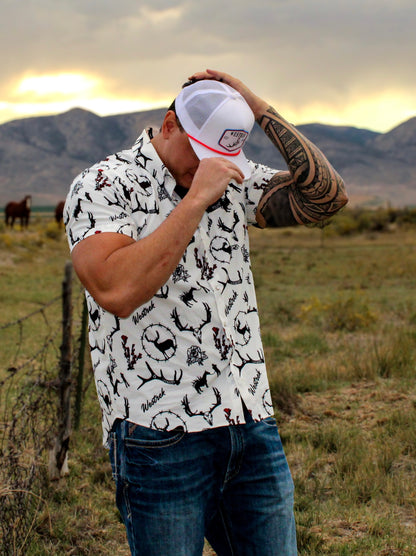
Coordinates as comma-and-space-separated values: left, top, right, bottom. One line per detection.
0, 273, 85, 556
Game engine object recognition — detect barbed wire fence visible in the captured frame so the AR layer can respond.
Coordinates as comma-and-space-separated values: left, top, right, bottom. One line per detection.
0, 261, 88, 556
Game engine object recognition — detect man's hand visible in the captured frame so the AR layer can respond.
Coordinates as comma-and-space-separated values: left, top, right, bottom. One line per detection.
187, 69, 268, 120
188, 157, 244, 208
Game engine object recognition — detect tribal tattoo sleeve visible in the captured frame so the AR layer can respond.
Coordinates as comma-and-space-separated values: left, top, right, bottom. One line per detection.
255, 106, 348, 228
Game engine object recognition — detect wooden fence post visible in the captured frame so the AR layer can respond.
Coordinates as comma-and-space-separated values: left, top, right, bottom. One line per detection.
74, 296, 88, 430
49, 261, 73, 480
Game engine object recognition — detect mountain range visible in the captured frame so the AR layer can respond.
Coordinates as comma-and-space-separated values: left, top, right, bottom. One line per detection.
0, 107, 415, 208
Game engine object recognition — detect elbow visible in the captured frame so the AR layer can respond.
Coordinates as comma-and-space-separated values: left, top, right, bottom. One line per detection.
104, 298, 151, 320
337, 187, 349, 210
336, 176, 349, 209
93, 288, 152, 320
109, 304, 136, 320
80, 271, 160, 319
91, 294, 131, 319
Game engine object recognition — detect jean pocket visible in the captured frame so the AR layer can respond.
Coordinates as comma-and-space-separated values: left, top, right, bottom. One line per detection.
124, 422, 186, 449
261, 416, 278, 428
122, 424, 188, 485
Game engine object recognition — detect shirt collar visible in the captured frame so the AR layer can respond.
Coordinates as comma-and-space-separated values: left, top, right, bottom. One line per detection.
132, 128, 177, 198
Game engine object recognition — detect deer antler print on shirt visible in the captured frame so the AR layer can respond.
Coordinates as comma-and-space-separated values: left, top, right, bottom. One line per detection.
171, 303, 212, 344
136, 362, 183, 390
181, 388, 222, 425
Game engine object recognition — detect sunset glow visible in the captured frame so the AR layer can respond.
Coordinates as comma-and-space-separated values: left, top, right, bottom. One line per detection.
17, 73, 99, 97
1, 1, 415, 133
282, 90, 416, 132
0, 72, 172, 124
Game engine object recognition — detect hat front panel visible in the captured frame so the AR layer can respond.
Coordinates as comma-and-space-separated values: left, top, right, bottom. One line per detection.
200, 97, 254, 154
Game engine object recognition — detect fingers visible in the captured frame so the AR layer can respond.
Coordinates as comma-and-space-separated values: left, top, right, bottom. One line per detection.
186, 70, 212, 82
229, 162, 245, 184
189, 158, 244, 208
202, 157, 244, 184
205, 69, 230, 82
212, 157, 244, 181
187, 69, 231, 84
194, 157, 244, 187
186, 69, 246, 100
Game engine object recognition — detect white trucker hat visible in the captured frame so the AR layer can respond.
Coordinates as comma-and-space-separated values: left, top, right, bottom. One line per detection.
175, 80, 255, 179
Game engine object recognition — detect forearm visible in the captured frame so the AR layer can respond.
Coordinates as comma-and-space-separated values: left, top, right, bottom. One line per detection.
120, 197, 205, 311
256, 106, 348, 227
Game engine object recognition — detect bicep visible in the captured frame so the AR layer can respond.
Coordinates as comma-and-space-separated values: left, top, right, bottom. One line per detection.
255, 171, 299, 228
71, 232, 135, 295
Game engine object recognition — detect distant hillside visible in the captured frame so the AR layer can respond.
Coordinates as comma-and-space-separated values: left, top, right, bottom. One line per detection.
0, 108, 415, 207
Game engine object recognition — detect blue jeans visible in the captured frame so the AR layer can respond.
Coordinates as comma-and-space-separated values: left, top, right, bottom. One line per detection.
109, 411, 297, 556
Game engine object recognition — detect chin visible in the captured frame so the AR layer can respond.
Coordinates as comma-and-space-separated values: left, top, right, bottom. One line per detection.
179, 178, 192, 190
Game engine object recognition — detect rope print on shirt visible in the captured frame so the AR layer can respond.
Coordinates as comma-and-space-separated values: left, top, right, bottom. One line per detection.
64, 129, 279, 446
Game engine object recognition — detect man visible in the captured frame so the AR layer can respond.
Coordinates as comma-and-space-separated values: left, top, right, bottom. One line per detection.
64, 69, 347, 556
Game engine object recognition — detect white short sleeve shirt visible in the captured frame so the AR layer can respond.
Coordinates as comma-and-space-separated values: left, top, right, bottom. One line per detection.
65, 129, 279, 445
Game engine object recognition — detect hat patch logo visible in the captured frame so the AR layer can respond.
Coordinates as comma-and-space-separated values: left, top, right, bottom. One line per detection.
219, 129, 248, 152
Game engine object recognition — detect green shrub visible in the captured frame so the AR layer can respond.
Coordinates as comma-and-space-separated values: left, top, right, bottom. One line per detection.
331, 212, 360, 236
0, 232, 13, 248
45, 221, 62, 240
299, 293, 377, 332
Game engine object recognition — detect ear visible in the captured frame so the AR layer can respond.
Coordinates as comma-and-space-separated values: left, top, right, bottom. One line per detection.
162, 110, 179, 139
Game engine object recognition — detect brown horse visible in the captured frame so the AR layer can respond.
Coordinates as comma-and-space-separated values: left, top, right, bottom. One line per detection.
55, 200, 65, 227
5, 195, 32, 228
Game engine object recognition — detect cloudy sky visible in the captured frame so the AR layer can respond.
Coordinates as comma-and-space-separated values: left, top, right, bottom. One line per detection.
2, 0, 415, 133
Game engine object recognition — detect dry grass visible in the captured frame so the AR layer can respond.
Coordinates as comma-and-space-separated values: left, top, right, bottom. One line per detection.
1, 217, 416, 554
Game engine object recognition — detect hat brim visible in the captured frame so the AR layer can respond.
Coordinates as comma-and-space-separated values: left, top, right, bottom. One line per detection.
188, 137, 252, 180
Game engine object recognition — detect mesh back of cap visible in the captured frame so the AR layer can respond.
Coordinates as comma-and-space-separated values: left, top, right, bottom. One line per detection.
181, 81, 228, 130
186, 93, 225, 129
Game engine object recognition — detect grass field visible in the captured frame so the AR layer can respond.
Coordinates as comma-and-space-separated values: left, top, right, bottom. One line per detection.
1, 214, 415, 555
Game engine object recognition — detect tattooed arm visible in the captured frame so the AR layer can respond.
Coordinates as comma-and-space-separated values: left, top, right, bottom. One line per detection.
188, 69, 348, 228
254, 106, 347, 227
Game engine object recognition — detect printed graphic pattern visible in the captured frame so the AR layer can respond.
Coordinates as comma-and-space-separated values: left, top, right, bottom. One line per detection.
65, 129, 278, 445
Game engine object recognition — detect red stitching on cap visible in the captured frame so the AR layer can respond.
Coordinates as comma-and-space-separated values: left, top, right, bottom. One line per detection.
187, 134, 241, 157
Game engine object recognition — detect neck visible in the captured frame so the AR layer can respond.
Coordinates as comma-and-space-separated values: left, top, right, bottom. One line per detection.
150, 130, 163, 159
